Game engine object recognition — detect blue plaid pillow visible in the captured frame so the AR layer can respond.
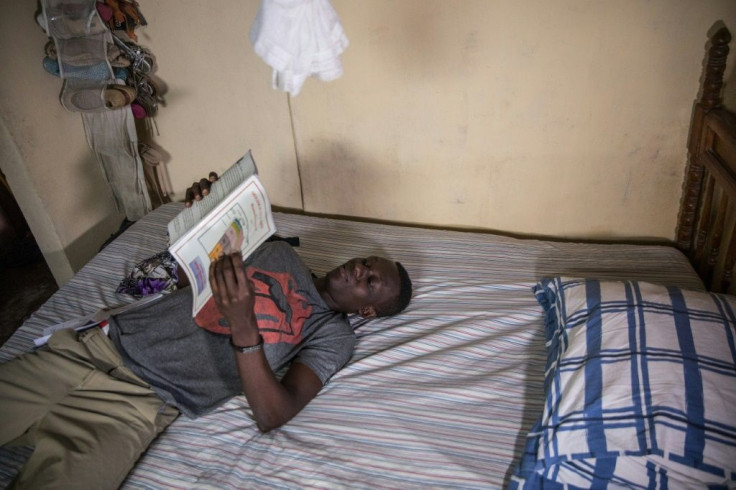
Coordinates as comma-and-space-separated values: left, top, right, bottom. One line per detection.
510, 278, 736, 489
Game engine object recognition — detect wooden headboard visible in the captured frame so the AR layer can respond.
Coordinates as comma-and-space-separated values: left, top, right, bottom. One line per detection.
676, 26, 736, 293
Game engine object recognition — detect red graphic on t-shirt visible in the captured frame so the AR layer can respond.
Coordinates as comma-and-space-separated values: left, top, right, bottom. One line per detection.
194, 267, 312, 345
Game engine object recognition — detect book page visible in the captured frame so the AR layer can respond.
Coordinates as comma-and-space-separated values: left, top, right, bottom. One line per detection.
167, 151, 258, 244
169, 173, 276, 316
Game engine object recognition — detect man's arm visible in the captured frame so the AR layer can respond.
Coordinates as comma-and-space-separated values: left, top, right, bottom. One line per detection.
210, 253, 323, 432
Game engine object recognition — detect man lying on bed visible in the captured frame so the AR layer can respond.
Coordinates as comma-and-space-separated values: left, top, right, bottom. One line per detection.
0, 176, 413, 489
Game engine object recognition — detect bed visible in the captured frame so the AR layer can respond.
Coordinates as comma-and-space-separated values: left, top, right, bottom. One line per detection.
1, 27, 735, 489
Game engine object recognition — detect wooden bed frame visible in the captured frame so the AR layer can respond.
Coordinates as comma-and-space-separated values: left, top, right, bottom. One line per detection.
676, 26, 736, 293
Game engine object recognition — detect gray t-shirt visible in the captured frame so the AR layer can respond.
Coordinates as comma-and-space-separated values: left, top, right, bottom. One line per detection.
108, 242, 355, 418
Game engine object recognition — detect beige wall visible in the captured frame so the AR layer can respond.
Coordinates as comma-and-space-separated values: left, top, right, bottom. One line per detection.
296, 1, 736, 239
1, 1, 735, 284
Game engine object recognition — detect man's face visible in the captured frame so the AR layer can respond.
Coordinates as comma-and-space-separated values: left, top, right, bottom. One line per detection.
322, 256, 401, 316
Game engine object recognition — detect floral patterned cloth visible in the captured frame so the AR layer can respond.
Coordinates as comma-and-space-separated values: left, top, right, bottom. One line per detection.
116, 237, 300, 298
117, 251, 180, 298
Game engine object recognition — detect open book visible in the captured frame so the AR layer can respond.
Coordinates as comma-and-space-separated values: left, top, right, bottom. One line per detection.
168, 150, 276, 316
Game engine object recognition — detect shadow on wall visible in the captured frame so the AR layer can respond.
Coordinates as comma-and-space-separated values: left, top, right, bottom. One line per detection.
300, 140, 401, 219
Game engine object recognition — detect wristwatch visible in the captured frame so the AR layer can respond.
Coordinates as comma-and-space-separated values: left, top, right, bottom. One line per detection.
230, 335, 264, 354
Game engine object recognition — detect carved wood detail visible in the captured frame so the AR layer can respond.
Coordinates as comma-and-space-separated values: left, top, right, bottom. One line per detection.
675, 27, 731, 256
703, 192, 728, 289
693, 173, 715, 267
700, 27, 732, 110
721, 222, 736, 293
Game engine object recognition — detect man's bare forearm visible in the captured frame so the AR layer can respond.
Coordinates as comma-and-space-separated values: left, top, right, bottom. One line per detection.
233, 349, 322, 432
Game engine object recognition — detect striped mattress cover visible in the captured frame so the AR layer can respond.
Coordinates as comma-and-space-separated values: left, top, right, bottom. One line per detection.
0, 203, 704, 489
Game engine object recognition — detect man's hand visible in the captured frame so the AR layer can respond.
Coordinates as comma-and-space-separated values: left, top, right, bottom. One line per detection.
209, 253, 259, 346
211, 253, 324, 433
184, 171, 219, 207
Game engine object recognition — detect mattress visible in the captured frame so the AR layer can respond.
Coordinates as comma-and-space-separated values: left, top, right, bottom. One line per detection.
0, 203, 703, 488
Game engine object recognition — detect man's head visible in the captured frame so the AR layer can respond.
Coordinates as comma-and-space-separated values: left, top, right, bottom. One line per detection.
317, 256, 412, 318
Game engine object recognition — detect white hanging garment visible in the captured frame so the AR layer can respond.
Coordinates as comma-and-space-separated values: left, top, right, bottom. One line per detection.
249, 0, 348, 96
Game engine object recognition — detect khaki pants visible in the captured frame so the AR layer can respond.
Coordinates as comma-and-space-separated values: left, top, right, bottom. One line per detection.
0, 328, 178, 489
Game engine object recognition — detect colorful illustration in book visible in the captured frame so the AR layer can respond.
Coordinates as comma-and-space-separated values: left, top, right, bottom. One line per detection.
188, 256, 207, 295
208, 218, 245, 261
